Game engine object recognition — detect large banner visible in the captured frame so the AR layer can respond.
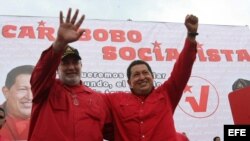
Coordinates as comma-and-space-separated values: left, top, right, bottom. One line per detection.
0, 15, 250, 141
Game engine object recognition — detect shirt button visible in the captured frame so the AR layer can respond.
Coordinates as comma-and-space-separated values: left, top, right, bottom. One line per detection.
140, 121, 144, 124
141, 101, 144, 104
141, 135, 145, 138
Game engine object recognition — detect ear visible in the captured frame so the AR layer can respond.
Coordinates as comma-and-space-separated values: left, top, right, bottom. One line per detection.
127, 80, 132, 88
2, 86, 10, 100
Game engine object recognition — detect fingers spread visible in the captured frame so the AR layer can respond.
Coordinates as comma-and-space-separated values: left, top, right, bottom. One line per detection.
66, 8, 72, 23
59, 11, 63, 24
75, 15, 85, 30
71, 9, 79, 24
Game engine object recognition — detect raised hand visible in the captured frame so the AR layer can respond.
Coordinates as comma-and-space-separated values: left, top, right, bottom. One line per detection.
185, 14, 198, 33
54, 8, 85, 51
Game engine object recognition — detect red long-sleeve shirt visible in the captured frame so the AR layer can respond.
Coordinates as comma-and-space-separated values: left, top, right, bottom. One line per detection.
104, 39, 197, 141
28, 46, 111, 141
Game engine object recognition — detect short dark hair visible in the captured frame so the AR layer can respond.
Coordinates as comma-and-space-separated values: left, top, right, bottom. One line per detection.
5, 65, 34, 89
126, 60, 153, 80
213, 136, 220, 141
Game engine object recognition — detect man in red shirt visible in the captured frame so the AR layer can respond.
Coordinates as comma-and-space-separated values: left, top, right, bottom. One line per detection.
104, 15, 198, 141
0, 65, 34, 141
28, 8, 112, 141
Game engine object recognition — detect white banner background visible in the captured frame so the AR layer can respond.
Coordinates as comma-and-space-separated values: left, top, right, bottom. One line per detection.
0, 15, 250, 141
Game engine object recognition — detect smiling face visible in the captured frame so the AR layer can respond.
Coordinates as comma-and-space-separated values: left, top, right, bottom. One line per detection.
3, 74, 32, 119
58, 56, 82, 86
128, 64, 154, 96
